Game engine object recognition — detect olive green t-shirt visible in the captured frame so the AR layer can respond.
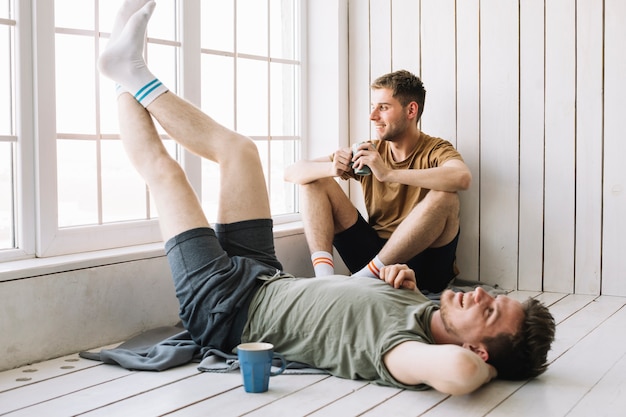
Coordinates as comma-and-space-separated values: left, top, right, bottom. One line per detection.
241, 274, 438, 390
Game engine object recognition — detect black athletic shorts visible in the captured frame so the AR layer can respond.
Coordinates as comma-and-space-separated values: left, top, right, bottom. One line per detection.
333, 213, 459, 293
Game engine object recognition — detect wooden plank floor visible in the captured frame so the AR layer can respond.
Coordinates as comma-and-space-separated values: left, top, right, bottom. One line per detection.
1, 292, 625, 416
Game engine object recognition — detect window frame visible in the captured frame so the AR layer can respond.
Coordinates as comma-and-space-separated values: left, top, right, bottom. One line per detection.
12, 0, 305, 260
0, 1, 36, 263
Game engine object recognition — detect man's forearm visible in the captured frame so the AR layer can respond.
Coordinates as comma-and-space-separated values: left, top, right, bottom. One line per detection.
284, 160, 336, 184
381, 165, 471, 192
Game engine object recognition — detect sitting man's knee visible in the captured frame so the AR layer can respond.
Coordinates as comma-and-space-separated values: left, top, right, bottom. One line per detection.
426, 190, 459, 208
301, 177, 335, 192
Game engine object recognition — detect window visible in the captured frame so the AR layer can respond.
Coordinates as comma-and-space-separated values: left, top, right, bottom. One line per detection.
0, 1, 15, 249
0, 0, 17, 257
2, 0, 302, 261
199, 0, 301, 220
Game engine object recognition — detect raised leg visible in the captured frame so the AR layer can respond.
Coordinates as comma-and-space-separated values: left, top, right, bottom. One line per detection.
146, 93, 271, 224
99, 0, 271, 231
117, 94, 209, 241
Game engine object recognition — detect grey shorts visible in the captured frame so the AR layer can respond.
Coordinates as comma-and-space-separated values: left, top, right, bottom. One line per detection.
165, 219, 283, 352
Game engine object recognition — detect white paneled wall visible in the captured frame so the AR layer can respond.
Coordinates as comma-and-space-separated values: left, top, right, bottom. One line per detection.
348, 0, 626, 295
603, 0, 626, 296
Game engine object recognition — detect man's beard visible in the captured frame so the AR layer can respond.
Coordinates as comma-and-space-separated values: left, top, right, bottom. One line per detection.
378, 118, 410, 142
439, 301, 460, 337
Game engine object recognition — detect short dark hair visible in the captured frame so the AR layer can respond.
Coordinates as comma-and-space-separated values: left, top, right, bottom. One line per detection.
371, 70, 427, 122
482, 298, 556, 380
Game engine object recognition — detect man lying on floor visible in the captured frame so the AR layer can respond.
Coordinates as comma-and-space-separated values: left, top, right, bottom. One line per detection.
96, 0, 556, 396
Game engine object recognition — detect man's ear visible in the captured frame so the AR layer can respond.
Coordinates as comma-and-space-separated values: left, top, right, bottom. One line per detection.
462, 342, 489, 362
406, 101, 419, 120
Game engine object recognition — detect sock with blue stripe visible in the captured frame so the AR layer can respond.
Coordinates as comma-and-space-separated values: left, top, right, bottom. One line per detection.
98, 0, 168, 107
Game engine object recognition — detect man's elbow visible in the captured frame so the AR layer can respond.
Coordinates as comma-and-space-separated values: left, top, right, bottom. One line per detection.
283, 163, 302, 184
446, 360, 484, 395
457, 170, 472, 191
435, 352, 489, 396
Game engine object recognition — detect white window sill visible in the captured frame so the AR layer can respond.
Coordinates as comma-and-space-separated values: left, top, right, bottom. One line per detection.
0, 221, 304, 282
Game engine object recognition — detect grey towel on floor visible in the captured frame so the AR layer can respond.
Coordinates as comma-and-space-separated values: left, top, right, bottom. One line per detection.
79, 324, 327, 375
79, 325, 207, 371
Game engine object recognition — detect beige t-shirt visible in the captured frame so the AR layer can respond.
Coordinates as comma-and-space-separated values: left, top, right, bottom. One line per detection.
337, 133, 463, 239
242, 274, 438, 390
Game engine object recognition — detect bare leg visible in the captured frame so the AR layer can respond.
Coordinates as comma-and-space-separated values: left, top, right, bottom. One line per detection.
117, 94, 209, 241
378, 190, 460, 264
299, 177, 358, 255
99, 0, 270, 227
146, 93, 271, 224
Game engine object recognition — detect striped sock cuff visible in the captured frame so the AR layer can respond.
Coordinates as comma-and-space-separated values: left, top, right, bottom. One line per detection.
313, 256, 334, 268
134, 78, 168, 107
367, 259, 381, 278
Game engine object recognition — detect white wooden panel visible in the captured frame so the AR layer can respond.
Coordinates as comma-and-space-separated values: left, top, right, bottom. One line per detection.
170, 374, 330, 416
421, 380, 522, 417
0, 365, 134, 415
298, 383, 398, 417
574, 0, 603, 295
370, 0, 392, 82
245, 377, 368, 417
368, 0, 392, 218
455, 0, 480, 281
518, 0, 545, 291
80, 372, 242, 417
5, 365, 199, 417
348, 0, 372, 214
419, 0, 456, 141
370, 0, 393, 145
537, 293, 596, 325
543, 0, 576, 293
0, 353, 99, 392
548, 295, 626, 361
478, 0, 519, 289
306, 0, 350, 158
362, 389, 447, 417
349, 0, 372, 143
506, 290, 541, 302
602, 0, 626, 296
391, 0, 420, 74
567, 350, 626, 416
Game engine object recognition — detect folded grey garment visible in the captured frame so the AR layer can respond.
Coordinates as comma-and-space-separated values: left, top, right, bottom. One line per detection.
79, 324, 207, 371
80, 324, 328, 375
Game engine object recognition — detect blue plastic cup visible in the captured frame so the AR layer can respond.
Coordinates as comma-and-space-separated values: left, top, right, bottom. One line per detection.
236, 342, 286, 393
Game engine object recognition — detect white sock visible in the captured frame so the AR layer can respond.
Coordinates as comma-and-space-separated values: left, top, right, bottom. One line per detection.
353, 255, 385, 279
311, 251, 334, 277
107, 0, 151, 98
110, 0, 152, 44
98, 0, 168, 107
